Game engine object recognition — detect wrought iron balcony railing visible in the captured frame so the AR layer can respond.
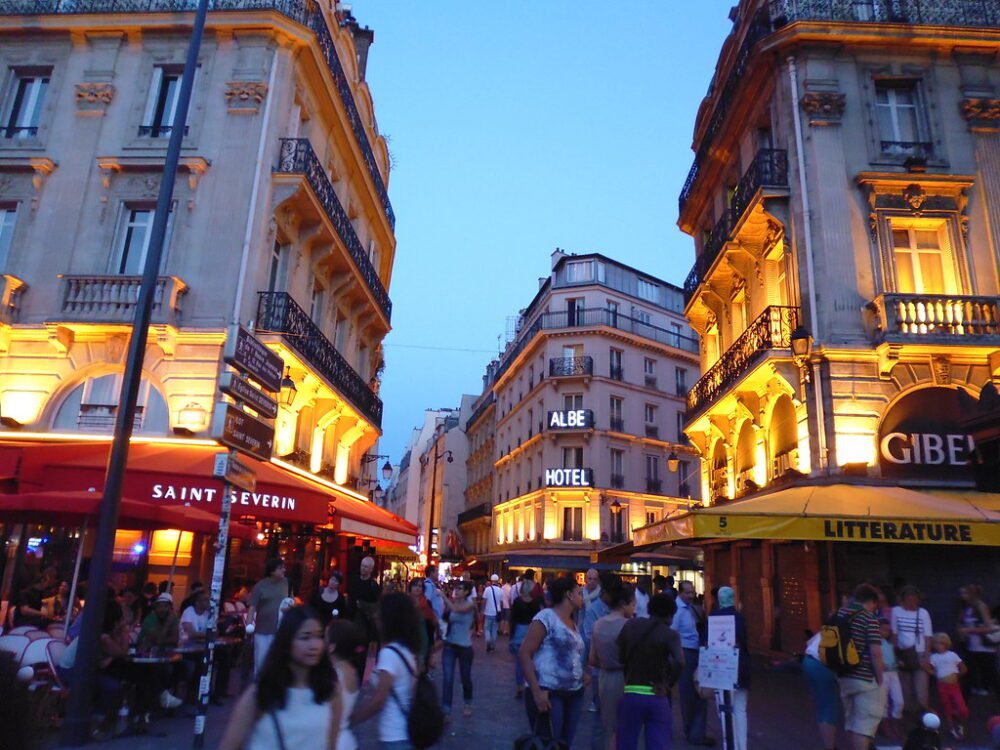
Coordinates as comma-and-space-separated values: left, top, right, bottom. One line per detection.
78, 403, 143, 432
457, 502, 491, 526
138, 124, 188, 138
687, 305, 799, 418
257, 291, 383, 429
276, 138, 391, 321
880, 140, 933, 159
646, 478, 663, 494
610, 473, 625, 489
644, 374, 658, 389
609, 365, 624, 381
54, 275, 187, 326
769, 0, 1000, 28
645, 424, 660, 439
549, 356, 594, 378
609, 416, 625, 432
0, 0, 395, 231
871, 293, 1000, 339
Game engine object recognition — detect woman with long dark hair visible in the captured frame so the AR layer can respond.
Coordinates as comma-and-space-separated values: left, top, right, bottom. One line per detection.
440, 580, 477, 718
219, 606, 340, 750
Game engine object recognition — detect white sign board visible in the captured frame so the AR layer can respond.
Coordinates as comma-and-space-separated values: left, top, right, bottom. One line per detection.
708, 614, 736, 650
696, 647, 739, 691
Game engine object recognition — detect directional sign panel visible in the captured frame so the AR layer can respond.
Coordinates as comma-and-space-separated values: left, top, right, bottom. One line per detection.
212, 452, 257, 493
218, 371, 279, 419
223, 325, 284, 393
211, 402, 274, 461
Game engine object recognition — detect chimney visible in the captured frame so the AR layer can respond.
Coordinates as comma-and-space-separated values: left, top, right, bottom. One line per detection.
340, 11, 375, 81
551, 247, 567, 270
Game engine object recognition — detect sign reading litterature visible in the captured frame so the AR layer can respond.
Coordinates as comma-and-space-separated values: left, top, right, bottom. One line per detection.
877, 387, 976, 483
547, 409, 594, 430
223, 325, 284, 393
544, 467, 594, 488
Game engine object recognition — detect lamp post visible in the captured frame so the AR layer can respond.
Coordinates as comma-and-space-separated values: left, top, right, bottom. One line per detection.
426, 447, 453, 560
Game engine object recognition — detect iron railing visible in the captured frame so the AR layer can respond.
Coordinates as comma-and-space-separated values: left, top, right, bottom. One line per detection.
610, 416, 625, 432
138, 124, 188, 138
769, 0, 1000, 28
276, 138, 390, 321
256, 291, 383, 428
880, 140, 933, 158
0, 0, 395, 231
457, 502, 491, 526
644, 374, 658, 389
645, 424, 660, 439
646, 478, 663, 494
687, 305, 799, 417
55, 275, 187, 326
549, 356, 594, 377
610, 365, 624, 381
78, 404, 143, 432
610, 473, 625, 489
872, 293, 1000, 338
684, 212, 731, 298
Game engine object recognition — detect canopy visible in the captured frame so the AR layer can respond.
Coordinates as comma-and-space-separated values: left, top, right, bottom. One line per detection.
632, 484, 1000, 549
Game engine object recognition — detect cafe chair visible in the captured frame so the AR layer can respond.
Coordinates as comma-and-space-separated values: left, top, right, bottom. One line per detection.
8, 625, 37, 635
20, 637, 56, 669
0, 633, 30, 663
46, 623, 65, 639
26, 629, 50, 641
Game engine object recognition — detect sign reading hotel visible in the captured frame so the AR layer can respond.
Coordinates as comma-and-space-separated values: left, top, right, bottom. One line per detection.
547, 409, 594, 430
544, 467, 594, 488
877, 387, 976, 483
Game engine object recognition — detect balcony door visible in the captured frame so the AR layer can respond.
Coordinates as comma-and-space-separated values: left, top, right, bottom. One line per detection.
566, 297, 584, 326
890, 221, 959, 295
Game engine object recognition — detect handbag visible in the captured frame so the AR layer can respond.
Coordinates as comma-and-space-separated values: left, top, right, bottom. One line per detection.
896, 610, 922, 671
513, 714, 567, 750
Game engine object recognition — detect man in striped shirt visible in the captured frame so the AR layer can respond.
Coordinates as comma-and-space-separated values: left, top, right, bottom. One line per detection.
837, 584, 886, 750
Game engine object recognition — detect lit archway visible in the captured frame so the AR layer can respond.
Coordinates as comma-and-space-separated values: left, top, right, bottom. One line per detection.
52, 373, 169, 434
768, 394, 798, 479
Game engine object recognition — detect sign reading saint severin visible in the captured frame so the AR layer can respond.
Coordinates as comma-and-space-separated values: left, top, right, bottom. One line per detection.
877, 387, 976, 483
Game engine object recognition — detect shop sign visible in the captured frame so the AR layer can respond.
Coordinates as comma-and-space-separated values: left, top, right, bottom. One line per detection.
150, 482, 298, 512
212, 452, 257, 493
877, 387, 976, 482
544, 467, 593, 488
547, 409, 594, 430
223, 325, 283, 392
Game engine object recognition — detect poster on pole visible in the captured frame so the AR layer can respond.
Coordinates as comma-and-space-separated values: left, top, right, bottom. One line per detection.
696, 647, 739, 691
708, 614, 736, 649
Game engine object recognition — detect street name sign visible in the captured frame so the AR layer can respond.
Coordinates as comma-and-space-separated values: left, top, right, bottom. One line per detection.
218, 371, 279, 419
212, 452, 257, 493
223, 325, 283, 392
211, 402, 274, 461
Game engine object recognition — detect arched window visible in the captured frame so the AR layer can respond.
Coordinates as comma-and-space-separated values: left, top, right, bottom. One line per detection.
710, 441, 729, 504
52, 373, 169, 434
768, 395, 798, 479
735, 421, 757, 496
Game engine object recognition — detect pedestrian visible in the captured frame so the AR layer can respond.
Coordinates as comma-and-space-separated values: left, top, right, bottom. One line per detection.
925, 633, 969, 740
510, 577, 543, 699
407, 578, 437, 674
350, 592, 423, 749
310, 572, 352, 628
634, 578, 650, 618
672, 580, 714, 746
518, 575, 587, 747
709, 586, 750, 750
879, 618, 905, 742
580, 569, 610, 716
891, 585, 932, 722
219, 606, 340, 750
615, 592, 684, 750
802, 630, 840, 750
178, 581, 204, 616
956, 583, 998, 696
327, 620, 364, 750
351, 556, 382, 675
423, 564, 444, 620
501, 577, 512, 636
440, 580, 477, 718
483, 574, 504, 652
139, 581, 158, 620
248, 557, 292, 677
837, 584, 886, 750
589, 581, 635, 750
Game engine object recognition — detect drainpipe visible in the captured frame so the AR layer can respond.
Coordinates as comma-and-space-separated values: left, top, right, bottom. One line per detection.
232, 48, 281, 325
786, 55, 829, 471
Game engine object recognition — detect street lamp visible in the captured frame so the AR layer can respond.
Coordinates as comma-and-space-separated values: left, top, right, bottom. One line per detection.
610, 498, 622, 516
790, 325, 814, 384
667, 451, 680, 473
280, 366, 297, 406
381, 459, 393, 482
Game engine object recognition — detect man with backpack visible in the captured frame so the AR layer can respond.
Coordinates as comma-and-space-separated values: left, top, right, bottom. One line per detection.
832, 584, 886, 750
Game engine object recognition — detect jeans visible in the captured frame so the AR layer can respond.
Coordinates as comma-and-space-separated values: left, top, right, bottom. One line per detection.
441, 642, 473, 711
511, 623, 529, 689
253, 633, 274, 677
485, 614, 499, 646
524, 685, 585, 747
679, 647, 709, 742
615, 693, 672, 750
714, 688, 748, 750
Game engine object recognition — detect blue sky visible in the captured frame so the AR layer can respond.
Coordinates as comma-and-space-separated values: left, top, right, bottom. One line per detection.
358, 2, 734, 462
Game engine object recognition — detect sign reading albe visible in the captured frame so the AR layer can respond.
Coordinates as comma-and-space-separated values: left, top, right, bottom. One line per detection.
547, 409, 594, 430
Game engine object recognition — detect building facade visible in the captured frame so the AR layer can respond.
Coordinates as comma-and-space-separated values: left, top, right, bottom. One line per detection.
670, 0, 1000, 652
0, 2, 414, 597
466, 250, 702, 573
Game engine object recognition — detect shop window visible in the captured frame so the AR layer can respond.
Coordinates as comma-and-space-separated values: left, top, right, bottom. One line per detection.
149, 530, 193, 566
889, 219, 959, 295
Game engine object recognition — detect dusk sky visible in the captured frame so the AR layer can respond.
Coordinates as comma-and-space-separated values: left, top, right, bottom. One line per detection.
359, 2, 734, 464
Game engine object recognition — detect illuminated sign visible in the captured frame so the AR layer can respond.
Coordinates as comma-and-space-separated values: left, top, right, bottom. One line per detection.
547, 409, 594, 430
544, 468, 594, 488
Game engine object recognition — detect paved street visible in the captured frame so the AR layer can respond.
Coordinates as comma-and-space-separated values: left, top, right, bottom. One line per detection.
39, 632, 999, 750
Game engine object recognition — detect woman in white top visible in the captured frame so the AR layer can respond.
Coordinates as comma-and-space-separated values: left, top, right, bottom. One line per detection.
219, 606, 341, 750
351, 592, 423, 750
327, 619, 364, 750
890, 585, 933, 721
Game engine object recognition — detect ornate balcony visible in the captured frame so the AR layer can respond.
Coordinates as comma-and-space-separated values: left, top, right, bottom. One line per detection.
0, 274, 25, 324
457, 502, 491, 526
549, 356, 593, 378
610, 416, 625, 432
610, 473, 625, 489
276, 138, 391, 321
769, 0, 1000, 28
54, 275, 187, 326
0, 1, 395, 231
645, 424, 660, 439
646, 478, 663, 494
257, 291, 383, 429
871, 293, 1000, 341
687, 305, 799, 418
78, 404, 143, 432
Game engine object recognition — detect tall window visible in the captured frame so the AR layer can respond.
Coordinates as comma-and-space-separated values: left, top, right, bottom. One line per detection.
607, 300, 620, 326
609, 348, 624, 380
566, 297, 584, 326
875, 80, 927, 154
645, 454, 659, 481
890, 221, 956, 294
110, 206, 172, 275
644, 403, 657, 424
267, 240, 286, 294
675, 367, 688, 396
2, 72, 49, 139
562, 506, 584, 542
0, 206, 16, 269
610, 396, 624, 431
637, 278, 659, 302
610, 449, 624, 488
562, 446, 583, 469
141, 66, 191, 138
644, 358, 656, 388
669, 322, 683, 348
563, 393, 583, 411
676, 412, 688, 444
309, 276, 326, 326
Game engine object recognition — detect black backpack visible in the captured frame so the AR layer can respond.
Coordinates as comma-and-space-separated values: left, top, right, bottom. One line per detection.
387, 645, 444, 749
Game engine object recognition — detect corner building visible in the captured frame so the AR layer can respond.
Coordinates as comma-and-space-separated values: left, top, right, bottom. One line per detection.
468, 250, 702, 576
660, 0, 1000, 653
0, 1, 414, 599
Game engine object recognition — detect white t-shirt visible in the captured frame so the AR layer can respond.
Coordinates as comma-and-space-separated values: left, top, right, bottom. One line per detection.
929, 650, 963, 680
180, 607, 209, 645
890, 606, 932, 651
483, 585, 503, 617
634, 588, 650, 618
375, 643, 416, 743
501, 583, 512, 609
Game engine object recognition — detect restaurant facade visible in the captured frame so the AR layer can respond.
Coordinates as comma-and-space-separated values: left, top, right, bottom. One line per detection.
648, 0, 1000, 654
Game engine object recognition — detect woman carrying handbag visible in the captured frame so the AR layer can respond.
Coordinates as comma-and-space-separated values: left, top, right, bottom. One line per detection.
890, 585, 933, 722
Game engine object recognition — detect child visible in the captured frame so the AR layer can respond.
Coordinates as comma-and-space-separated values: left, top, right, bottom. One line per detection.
925, 632, 969, 740
879, 618, 904, 741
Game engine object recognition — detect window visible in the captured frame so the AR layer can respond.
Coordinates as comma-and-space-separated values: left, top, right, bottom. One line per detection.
609, 396, 623, 420
734, 286, 750, 333
607, 300, 619, 326
677, 412, 687, 443
643, 358, 656, 376
675, 367, 688, 396
645, 511, 658, 526
609, 348, 623, 380
141, 66, 190, 138
267, 240, 286, 294
2, 72, 49, 139
890, 221, 957, 294
566, 297, 584, 326
562, 446, 583, 469
637, 278, 659, 302
875, 81, 928, 154
644, 404, 657, 424
562, 506, 584, 542
634, 308, 652, 325
669, 322, 683, 348
645, 454, 659, 480
0, 206, 16, 269
309, 276, 326, 326
565, 259, 605, 283
610, 449, 624, 476
110, 205, 173, 275
563, 393, 583, 411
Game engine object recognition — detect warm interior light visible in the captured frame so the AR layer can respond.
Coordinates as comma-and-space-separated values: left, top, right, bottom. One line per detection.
175, 402, 207, 432
150, 529, 193, 566
836, 432, 876, 467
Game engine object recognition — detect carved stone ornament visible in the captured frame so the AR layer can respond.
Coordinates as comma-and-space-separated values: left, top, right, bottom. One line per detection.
931, 356, 952, 385
75, 82, 115, 105
800, 91, 846, 125
225, 81, 268, 113
959, 97, 1000, 130
902, 184, 926, 211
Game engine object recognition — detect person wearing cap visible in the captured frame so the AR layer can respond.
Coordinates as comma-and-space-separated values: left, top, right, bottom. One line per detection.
708, 586, 750, 750
139, 593, 180, 650
483, 574, 504, 652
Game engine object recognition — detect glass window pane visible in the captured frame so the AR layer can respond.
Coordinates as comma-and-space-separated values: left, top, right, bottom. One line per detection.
915, 230, 940, 249
918, 252, 945, 293
897, 105, 919, 141
894, 252, 916, 293
891, 229, 911, 248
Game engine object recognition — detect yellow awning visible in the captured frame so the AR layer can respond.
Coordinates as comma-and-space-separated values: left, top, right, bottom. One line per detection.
632, 484, 1000, 549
